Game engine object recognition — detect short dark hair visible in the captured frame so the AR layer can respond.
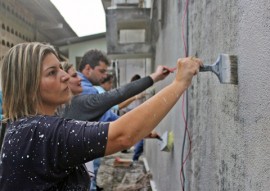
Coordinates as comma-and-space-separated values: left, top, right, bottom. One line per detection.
79, 49, 110, 72
130, 74, 141, 82
101, 74, 113, 84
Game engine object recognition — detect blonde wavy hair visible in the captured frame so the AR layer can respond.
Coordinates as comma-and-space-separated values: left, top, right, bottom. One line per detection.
60, 61, 73, 73
1, 42, 58, 121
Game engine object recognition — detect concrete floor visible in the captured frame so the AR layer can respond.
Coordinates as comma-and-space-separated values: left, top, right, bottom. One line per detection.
97, 151, 152, 191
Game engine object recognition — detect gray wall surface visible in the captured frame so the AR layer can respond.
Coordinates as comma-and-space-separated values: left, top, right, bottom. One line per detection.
145, 0, 270, 190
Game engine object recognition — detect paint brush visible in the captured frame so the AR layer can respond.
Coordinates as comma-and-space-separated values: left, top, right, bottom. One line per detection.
156, 135, 163, 141
160, 131, 174, 152
163, 66, 177, 74
199, 54, 238, 84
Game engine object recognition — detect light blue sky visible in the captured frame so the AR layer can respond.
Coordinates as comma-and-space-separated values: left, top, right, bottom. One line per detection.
50, 0, 106, 37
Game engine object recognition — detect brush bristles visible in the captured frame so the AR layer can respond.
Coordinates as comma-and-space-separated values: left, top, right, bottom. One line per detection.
199, 54, 238, 84
229, 55, 238, 85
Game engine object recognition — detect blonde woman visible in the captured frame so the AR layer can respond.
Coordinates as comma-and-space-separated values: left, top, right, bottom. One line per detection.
0, 42, 201, 190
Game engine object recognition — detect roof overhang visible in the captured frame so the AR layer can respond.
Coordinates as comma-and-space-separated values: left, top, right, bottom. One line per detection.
17, 0, 78, 42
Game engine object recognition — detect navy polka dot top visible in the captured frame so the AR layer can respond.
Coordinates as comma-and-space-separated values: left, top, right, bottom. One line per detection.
0, 115, 109, 190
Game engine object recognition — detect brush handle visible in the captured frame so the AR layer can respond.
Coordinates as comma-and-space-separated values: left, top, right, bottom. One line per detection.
199, 65, 213, 72
199, 64, 220, 81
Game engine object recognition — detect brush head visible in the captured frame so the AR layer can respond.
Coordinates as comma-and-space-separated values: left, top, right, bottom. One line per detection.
199, 54, 238, 84
160, 131, 174, 152
218, 54, 238, 84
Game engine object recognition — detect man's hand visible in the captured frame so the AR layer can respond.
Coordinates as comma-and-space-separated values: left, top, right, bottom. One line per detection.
150, 65, 175, 83
174, 57, 202, 88
145, 131, 161, 140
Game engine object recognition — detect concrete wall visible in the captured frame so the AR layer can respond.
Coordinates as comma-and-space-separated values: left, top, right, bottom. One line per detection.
0, 0, 41, 61
145, 0, 270, 191
117, 58, 152, 86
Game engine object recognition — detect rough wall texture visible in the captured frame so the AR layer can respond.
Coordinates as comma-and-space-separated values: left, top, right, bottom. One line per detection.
145, 0, 270, 190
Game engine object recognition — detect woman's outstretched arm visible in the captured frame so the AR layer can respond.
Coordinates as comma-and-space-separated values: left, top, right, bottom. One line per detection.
105, 57, 202, 155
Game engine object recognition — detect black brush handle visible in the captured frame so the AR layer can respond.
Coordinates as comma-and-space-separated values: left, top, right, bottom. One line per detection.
199, 65, 213, 72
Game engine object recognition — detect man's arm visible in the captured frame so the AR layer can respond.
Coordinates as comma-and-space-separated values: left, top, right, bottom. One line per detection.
62, 66, 172, 121
62, 76, 153, 121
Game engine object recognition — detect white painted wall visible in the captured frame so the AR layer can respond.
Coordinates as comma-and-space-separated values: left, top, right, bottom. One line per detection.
59, 38, 107, 66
